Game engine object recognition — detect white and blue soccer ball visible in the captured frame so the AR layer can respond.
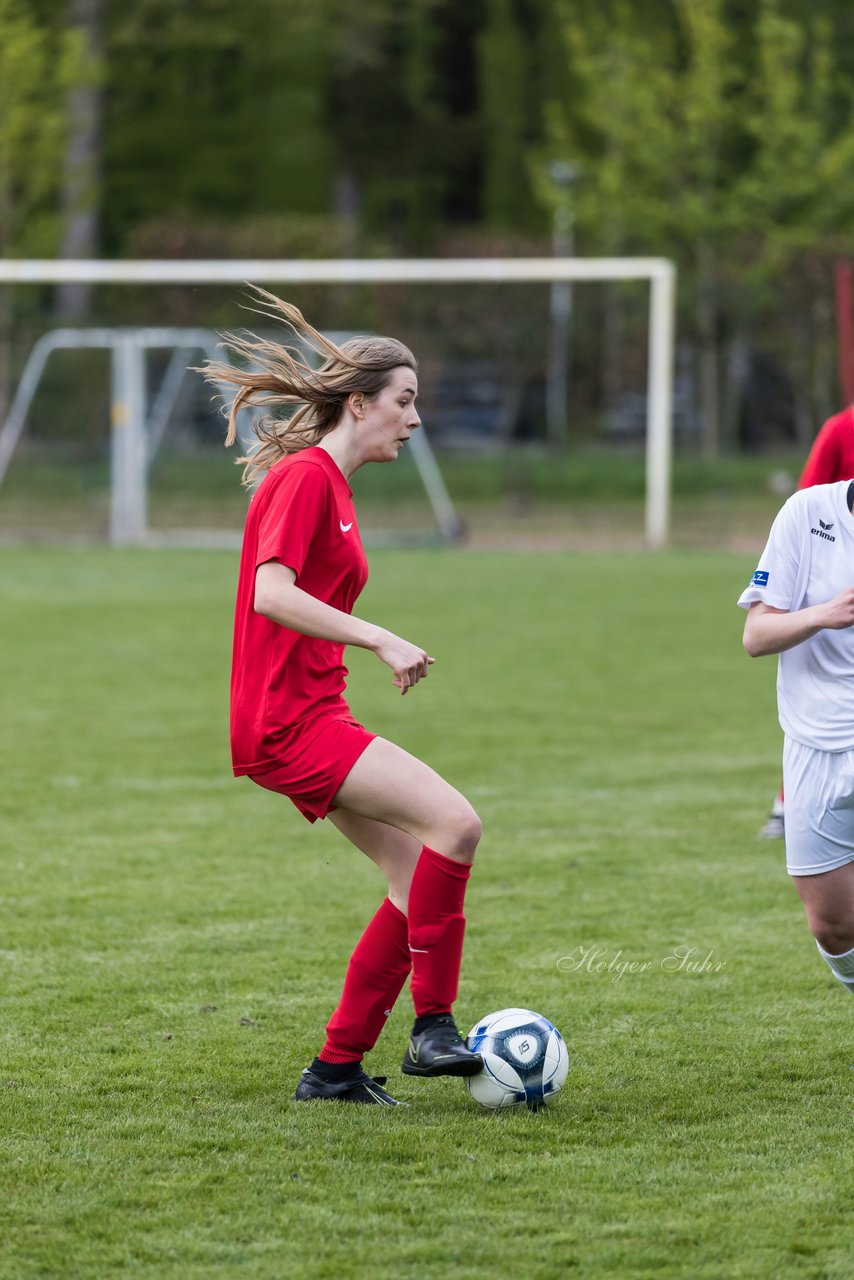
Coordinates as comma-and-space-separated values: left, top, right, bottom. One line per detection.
465, 1008, 569, 1111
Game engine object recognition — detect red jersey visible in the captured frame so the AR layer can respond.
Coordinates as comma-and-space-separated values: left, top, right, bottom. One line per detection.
798, 407, 854, 489
230, 447, 368, 776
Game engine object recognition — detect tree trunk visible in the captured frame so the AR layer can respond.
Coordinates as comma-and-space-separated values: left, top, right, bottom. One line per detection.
57, 0, 104, 320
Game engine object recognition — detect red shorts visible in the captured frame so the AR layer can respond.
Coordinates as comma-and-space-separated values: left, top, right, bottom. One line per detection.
248, 716, 375, 823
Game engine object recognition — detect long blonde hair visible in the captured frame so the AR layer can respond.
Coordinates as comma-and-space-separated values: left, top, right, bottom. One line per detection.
202, 287, 417, 488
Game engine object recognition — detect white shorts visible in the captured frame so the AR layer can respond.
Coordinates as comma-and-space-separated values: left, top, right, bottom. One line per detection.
782, 736, 854, 876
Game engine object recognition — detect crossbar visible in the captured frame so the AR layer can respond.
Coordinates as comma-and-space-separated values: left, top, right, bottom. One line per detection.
0, 257, 676, 545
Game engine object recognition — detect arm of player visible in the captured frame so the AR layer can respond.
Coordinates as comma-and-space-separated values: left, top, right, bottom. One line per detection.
254, 560, 435, 695
743, 592, 854, 657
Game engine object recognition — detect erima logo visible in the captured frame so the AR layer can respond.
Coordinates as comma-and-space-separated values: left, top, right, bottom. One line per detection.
339, 520, 353, 533
811, 518, 836, 542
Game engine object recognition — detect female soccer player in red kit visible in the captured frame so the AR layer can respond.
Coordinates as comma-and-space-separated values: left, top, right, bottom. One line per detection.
760, 405, 854, 839
204, 289, 483, 1105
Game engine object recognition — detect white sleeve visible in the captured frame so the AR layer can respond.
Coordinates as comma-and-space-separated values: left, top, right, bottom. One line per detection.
737, 498, 802, 611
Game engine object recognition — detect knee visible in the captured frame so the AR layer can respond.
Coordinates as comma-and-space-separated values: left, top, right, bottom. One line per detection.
442, 803, 482, 863
807, 901, 854, 953
812, 920, 854, 954
461, 806, 483, 857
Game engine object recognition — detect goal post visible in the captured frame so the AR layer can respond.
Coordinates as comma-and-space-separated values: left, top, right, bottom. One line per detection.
0, 257, 676, 546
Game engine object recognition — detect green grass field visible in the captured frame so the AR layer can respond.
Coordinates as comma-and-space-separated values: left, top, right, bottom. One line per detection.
2, 547, 853, 1279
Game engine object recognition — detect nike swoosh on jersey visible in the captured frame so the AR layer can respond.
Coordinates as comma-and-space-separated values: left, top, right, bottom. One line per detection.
340, 520, 353, 533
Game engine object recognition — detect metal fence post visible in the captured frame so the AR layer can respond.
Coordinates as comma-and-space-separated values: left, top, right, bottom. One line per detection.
110, 336, 147, 545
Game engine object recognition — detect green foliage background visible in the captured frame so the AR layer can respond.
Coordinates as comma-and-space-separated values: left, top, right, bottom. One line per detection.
6, 0, 854, 448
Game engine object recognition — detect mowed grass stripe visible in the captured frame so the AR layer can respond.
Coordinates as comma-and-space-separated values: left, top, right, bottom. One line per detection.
1, 548, 852, 1279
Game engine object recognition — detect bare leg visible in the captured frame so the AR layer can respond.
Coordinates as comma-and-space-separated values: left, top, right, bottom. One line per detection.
793, 863, 854, 952
328, 808, 421, 913
332, 737, 482, 864
793, 864, 854, 996
331, 737, 482, 1068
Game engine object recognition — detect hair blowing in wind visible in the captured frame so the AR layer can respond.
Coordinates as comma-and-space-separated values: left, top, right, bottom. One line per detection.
202, 287, 417, 488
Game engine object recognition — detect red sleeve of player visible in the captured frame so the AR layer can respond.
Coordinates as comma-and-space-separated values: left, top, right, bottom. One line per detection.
798, 418, 843, 489
255, 462, 329, 575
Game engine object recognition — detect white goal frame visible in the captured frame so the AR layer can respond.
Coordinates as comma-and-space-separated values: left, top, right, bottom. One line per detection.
0, 257, 676, 546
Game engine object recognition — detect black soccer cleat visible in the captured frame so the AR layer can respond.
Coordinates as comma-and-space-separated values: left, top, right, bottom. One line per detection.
401, 1015, 484, 1078
293, 1067, 405, 1106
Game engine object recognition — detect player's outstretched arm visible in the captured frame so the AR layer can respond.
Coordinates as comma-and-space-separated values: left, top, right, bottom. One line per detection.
743, 592, 854, 657
254, 561, 434, 695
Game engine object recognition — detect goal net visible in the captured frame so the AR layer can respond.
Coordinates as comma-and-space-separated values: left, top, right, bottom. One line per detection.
0, 258, 675, 547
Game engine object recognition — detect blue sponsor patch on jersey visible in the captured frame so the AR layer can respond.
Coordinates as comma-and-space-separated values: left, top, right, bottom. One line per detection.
751, 570, 769, 588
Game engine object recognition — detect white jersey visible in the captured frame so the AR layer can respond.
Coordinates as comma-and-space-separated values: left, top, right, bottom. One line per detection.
738, 480, 854, 751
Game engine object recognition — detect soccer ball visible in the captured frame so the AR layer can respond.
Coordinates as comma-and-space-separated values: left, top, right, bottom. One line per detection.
465, 1008, 569, 1111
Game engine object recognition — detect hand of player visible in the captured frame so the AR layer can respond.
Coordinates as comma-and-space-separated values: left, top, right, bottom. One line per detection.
372, 629, 435, 695
820, 587, 854, 630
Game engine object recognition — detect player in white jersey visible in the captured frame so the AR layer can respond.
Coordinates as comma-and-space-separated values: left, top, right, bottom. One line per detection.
738, 479, 854, 998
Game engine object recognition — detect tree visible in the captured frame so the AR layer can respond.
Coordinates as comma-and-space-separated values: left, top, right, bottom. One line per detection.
0, 0, 82, 413
101, 0, 332, 252
58, 0, 104, 319
478, 0, 527, 229
323, 0, 452, 249
733, 2, 854, 440
538, 0, 740, 457
0, 0, 81, 256
538, 0, 854, 453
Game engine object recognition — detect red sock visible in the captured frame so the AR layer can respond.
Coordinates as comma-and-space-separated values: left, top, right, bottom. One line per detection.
320, 897, 411, 1063
407, 845, 471, 1017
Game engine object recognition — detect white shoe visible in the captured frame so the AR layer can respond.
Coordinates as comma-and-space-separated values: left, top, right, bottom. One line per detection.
759, 813, 784, 840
